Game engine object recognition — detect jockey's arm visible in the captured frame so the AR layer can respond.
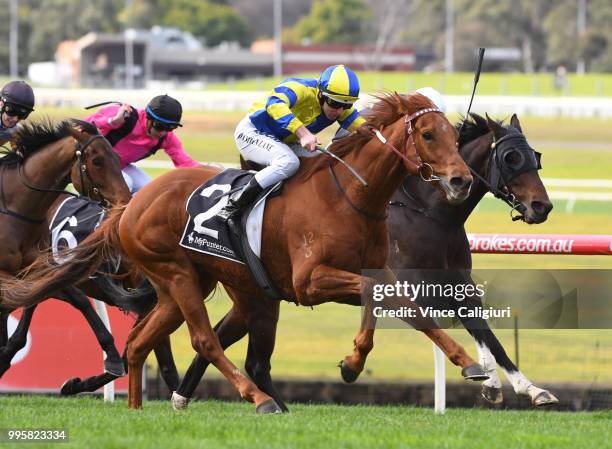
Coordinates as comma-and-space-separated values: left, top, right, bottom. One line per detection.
338, 106, 366, 132
264, 82, 308, 136
162, 133, 201, 168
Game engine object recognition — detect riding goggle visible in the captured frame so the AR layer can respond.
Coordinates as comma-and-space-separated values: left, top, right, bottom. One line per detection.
150, 120, 178, 132
323, 95, 354, 110
2, 102, 31, 120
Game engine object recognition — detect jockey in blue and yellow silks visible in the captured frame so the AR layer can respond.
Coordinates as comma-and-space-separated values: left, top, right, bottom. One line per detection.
218, 64, 366, 221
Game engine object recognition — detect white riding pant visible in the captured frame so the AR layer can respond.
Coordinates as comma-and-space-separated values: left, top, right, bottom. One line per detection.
122, 163, 152, 194
234, 116, 314, 189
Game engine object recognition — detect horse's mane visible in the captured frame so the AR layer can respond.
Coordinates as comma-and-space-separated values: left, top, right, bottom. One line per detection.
299, 92, 435, 180
0, 117, 99, 166
456, 113, 519, 147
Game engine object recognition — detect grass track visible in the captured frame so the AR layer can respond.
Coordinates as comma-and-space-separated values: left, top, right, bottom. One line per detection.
0, 396, 610, 449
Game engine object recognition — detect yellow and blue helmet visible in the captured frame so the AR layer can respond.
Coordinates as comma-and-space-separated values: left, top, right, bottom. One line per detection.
318, 65, 360, 104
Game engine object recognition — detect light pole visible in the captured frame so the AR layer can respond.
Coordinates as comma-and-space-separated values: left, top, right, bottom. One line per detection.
444, 0, 454, 73
576, 0, 586, 74
125, 0, 134, 88
273, 0, 283, 78
10, 0, 18, 78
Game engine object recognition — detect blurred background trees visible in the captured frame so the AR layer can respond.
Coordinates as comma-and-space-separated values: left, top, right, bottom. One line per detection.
1, 0, 610, 73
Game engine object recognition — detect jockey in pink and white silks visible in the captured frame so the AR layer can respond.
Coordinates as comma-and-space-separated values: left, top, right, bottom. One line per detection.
86, 95, 200, 193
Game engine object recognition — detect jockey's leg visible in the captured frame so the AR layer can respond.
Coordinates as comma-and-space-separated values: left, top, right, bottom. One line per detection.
122, 164, 152, 194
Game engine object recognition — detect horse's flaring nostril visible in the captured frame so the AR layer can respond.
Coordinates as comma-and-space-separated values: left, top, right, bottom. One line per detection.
531, 200, 553, 216
450, 176, 471, 190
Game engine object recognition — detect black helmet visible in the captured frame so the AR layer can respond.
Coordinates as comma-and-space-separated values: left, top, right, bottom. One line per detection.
1, 81, 35, 111
146, 95, 182, 126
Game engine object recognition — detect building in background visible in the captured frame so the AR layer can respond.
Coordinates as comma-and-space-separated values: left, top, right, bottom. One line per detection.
39, 27, 272, 88
31, 28, 428, 88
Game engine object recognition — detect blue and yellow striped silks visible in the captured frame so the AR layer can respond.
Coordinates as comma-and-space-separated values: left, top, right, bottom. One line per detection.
248, 77, 364, 143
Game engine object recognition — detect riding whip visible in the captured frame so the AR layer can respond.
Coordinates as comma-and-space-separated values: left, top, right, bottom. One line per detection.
458, 47, 485, 137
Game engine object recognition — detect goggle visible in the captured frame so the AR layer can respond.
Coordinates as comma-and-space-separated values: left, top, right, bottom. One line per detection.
322, 95, 354, 110
149, 120, 178, 132
2, 102, 31, 120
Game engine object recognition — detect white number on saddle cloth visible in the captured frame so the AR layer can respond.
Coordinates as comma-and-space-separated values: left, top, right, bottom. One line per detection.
51, 216, 78, 263
193, 183, 232, 239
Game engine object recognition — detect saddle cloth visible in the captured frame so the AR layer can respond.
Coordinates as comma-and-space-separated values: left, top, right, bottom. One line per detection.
50, 196, 106, 263
180, 168, 272, 263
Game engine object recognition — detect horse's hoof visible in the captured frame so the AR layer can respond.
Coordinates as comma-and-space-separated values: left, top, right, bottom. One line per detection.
171, 392, 190, 411
338, 360, 359, 384
104, 359, 126, 377
481, 384, 503, 404
533, 390, 559, 407
462, 364, 489, 381
256, 399, 283, 414
60, 377, 82, 396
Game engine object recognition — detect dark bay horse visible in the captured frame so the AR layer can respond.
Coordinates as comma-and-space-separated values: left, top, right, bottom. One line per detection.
0, 192, 179, 395
1, 93, 481, 413
169, 113, 556, 411
0, 119, 131, 377
341, 113, 558, 406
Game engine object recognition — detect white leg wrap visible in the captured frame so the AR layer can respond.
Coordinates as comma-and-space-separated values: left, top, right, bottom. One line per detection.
171, 391, 190, 411
476, 342, 502, 388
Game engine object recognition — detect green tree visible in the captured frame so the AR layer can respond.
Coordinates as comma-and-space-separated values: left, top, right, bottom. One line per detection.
27, 0, 121, 63
289, 0, 373, 44
160, 0, 252, 46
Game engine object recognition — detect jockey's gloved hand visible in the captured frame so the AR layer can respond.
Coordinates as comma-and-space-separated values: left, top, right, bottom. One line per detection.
110, 103, 132, 126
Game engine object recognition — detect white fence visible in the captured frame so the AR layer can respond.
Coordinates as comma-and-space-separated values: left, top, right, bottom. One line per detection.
137, 160, 612, 209
34, 88, 612, 118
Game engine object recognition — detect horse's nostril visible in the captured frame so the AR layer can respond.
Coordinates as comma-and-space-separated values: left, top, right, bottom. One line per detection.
450, 176, 471, 190
531, 201, 552, 215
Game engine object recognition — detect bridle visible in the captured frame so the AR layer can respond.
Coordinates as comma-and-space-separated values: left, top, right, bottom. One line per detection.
372, 107, 444, 182
469, 130, 542, 221
0, 134, 111, 224
329, 106, 446, 221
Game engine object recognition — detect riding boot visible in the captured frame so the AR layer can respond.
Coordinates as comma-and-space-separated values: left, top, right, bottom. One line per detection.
217, 177, 263, 222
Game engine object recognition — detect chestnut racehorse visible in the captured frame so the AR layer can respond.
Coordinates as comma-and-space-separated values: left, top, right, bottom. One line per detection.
1, 93, 481, 413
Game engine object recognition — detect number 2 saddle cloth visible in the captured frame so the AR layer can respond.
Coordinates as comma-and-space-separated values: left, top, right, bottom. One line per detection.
180, 168, 275, 264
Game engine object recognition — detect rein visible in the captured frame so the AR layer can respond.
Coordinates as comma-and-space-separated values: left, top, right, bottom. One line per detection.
326, 106, 445, 222
328, 162, 387, 221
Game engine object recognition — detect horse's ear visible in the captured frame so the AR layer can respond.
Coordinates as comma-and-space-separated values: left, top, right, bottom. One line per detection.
509, 113, 523, 133
68, 125, 87, 144
486, 113, 505, 140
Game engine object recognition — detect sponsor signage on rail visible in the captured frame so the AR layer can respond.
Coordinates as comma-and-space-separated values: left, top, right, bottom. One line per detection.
0, 301, 133, 393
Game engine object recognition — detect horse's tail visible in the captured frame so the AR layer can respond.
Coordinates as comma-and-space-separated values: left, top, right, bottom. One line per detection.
0, 205, 127, 310
93, 274, 156, 316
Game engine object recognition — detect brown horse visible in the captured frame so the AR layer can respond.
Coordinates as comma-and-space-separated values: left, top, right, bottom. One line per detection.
0, 118, 131, 376
1, 192, 179, 394
0, 93, 480, 413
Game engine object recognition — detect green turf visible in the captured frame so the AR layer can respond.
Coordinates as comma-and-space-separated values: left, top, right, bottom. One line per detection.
0, 396, 609, 449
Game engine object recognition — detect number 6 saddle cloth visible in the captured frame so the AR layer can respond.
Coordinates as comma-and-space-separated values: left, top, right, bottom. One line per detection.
50, 196, 106, 264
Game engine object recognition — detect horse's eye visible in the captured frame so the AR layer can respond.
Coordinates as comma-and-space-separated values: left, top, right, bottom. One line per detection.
92, 157, 104, 168
422, 131, 433, 141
